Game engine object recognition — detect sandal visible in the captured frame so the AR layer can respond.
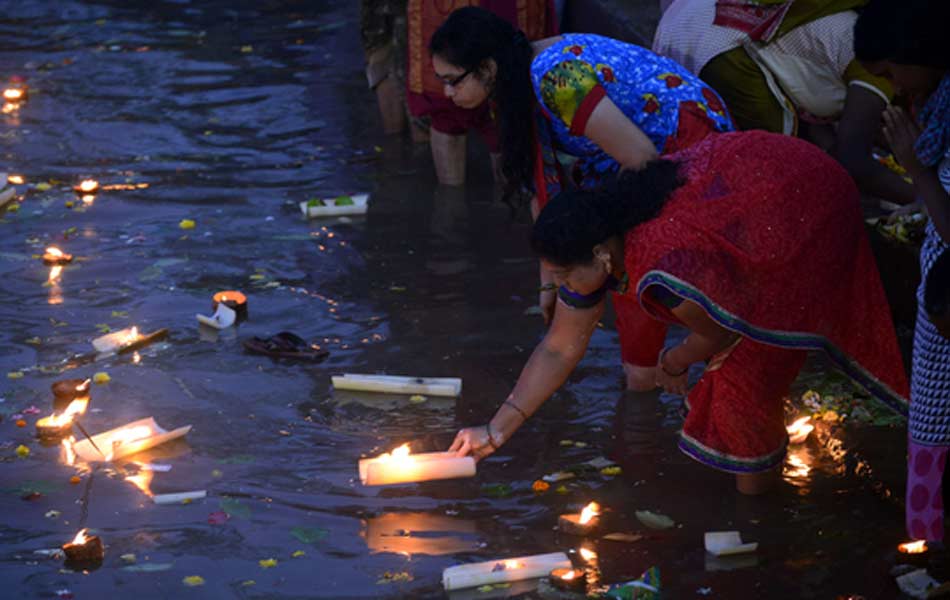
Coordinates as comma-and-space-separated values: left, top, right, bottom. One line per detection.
242, 331, 329, 362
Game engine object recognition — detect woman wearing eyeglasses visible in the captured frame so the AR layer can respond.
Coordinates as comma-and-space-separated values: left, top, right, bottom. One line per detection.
430, 7, 734, 390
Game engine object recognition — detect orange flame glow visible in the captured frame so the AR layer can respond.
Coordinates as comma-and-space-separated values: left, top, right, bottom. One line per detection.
8, 175, 23, 185
45, 246, 64, 258
504, 559, 521, 570
899, 540, 927, 554
579, 547, 597, 562
41, 398, 89, 428
62, 436, 76, 465
125, 469, 154, 497
3, 88, 23, 101
48, 265, 63, 283
70, 528, 89, 545
786, 416, 814, 444
77, 179, 99, 193
104, 425, 152, 461
81, 194, 95, 205
579, 502, 601, 525
560, 569, 577, 580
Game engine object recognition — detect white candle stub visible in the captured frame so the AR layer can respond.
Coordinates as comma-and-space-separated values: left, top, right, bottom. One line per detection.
358, 444, 475, 486
92, 326, 141, 353
299, 193, 369, 218
153, 490, 206, 505
442, 552, 571, 591
704, 531, 758, 556
196, 302, 236, 329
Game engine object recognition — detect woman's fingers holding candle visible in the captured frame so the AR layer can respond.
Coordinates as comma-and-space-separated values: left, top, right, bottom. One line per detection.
449, 427, 496, 460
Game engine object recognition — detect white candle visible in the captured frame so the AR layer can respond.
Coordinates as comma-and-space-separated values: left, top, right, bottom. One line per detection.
153, 490, 206, 505
358, 444, 475, 486
71, 417, 192, 462
704, 531, 758, 556
334, 373, 462, 397
442, 552, 571, 591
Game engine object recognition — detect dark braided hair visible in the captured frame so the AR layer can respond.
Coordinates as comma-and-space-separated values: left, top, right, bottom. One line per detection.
531, 160, 683, 266
430, 7, 535, 205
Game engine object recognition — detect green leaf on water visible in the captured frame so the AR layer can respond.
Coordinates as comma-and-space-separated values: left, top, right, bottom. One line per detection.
290, 526, 329, 545
333, 195, 354, 206
219, 497, 251, 519
480, 483, 512, 498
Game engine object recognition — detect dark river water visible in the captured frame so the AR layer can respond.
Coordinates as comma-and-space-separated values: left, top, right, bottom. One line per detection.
0, 1, 920, 598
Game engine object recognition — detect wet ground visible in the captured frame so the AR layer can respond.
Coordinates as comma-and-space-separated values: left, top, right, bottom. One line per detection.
0, 2, 921, 598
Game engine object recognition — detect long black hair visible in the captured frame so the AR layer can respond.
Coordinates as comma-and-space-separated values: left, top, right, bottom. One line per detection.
530, 160, 683, 266
855, 0, 950, 69
430, 7, 535, 205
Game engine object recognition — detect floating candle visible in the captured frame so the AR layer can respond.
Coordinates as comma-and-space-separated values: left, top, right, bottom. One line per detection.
786, 416, 814, 444
70, 417, 191, 462
91, 326, 168, 355
333, 373, 462, 397
62, 529, 104, 566
899, 540, 928, 554
42, 246, 73, 266
705, 531, 758, 557
358, 443, 475, 486
212, 290, 248, 323
558, 502, 601, 536
35, 398, 88, 440
74, 179, 99, 194
197, 302, 236, 330
153, 490, 206, 505
442, 552, 571, 591
897, 540, 930, 568
550, 567, 587, 593
299, 193, 369, 218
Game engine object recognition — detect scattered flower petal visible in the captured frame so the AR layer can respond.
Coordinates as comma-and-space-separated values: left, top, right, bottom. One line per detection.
15, 444, 30, 458
15, 419, 26, 427
259, 558, 277, 569
600, 466, 622, 476
179, 219, 195, 230
45, 510, 61, 518
532, 480, 550, 493
69, 476, 81, 485
120, 553, 136, 563
7, 371, 23, 379
408, 394, 427, 404
182, 575, 205, 587
93, 372, 110, 384
291, 550, 306, 558
207, 511, 229, 525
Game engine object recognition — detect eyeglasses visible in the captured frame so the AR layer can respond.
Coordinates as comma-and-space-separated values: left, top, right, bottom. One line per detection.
439, 67, 473, 88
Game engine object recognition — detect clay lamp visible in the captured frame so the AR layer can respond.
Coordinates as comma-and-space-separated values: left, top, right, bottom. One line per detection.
786, 416, 814, 445
559, 502, 601, 536
62, 528, 104, 567
52, 378, 91, 412
43, 246, 73, 266
898, 540, 929, 567
36, 398, 88, 441
212, 290, 248, 323
550, 568, 586, 593
3, 87, 26, 102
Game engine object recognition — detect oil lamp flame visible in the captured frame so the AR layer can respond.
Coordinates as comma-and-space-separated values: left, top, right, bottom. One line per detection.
579, 547, 597, 562
560, 569, 577, 580
786, 416, 814, 443
579, 502, 600, 525
76, 379, 91, 392
78, 179, 99, 193
44, 398, 89, 427
46, 246, 64, 258
8, 174, 23, 185
71, 528, 89, 545
899, 540, 927, 554
3, 88, 23, 101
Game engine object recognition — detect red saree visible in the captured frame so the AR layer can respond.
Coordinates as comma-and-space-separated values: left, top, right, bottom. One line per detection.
623, 131, 909, 472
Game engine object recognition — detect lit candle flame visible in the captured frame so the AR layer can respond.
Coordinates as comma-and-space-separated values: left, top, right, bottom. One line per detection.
70, 528, 89, 545
504, 559, 521, 570
579, 501, 601, 525
786, 416, 814, 444
579, 547, 597, 562
899, 540, 927, 554
46, 246, 64, 258
3, 88, 23, 101
42, 398, 89, 427
76, 379, 91, 392
132, 351, 141, 364
8, 174, 23, 185
377, 443, 412, 463
560, 569, 577, 580
77, 179, 99, 193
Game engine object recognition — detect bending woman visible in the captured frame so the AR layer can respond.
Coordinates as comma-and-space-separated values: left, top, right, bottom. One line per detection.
430, 7, 734, 389
450, 131, 908, 494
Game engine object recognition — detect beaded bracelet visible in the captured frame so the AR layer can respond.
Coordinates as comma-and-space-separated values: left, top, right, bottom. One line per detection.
659, 346, 688, 377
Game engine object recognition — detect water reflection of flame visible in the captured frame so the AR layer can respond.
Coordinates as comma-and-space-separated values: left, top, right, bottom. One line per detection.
48, 265, 63, 305
579, 547, 597, 562
125, 468, 154, 497
62, 436, 77, 466
783, 450, 812, 485
579, 502, 600, 525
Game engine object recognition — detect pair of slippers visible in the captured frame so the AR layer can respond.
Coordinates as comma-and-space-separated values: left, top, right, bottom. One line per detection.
242, 331, 329, 362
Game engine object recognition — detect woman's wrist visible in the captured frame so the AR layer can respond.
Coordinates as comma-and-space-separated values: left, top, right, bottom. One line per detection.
659, 346, 688, 377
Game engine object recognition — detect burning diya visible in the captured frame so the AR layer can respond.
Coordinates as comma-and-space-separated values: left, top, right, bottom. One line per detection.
786, 416, 814, 444
70, 417, 191, 462
91, 326, 168, 355
897, 540, 930, 567
42, 246, 73, 266
442, 552, 571, 591
36, 398, 89, 440
73, 179, 99, 195
549, 568, 587, 593
359, 443, 475, 486
62, 529, 104, 566
52, 378, 91, 412
559, 502, 601, 536
212, 291, 248, 323
3, 86, 27, 102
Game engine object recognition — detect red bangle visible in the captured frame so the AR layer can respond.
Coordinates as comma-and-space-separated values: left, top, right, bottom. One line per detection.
659, 347, 688, 377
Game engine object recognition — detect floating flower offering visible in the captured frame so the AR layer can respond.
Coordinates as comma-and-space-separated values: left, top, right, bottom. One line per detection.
358, 443, 475, 486
42, 246, 73, 266
786, 416, 814, 444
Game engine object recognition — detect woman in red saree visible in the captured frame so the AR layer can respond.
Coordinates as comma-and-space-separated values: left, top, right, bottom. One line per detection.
450, 130, 908, 493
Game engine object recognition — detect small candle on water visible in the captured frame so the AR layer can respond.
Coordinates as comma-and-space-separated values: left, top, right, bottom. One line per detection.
212, 290, 248, 323
358, 443, 476, 486
786, 416, 814, 444
897, 540, 930, 568
550, 567, 587, 593
35, 398, 88, 440
74, 179, 99, 194
558, 501, 601, 536
42, 246, 73, 266
62, 528, 104, 565
3, 88, 24, 101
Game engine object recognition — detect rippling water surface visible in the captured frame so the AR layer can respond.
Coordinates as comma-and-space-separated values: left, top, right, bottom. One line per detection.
0, 2, 916, 598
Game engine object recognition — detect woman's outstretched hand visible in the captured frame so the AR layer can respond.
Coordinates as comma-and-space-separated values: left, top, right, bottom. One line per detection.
449, 426, 498, 461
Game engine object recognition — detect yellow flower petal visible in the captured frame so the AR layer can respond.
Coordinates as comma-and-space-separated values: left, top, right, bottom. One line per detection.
291, 550, 306, 558
15, 445, 30, 458
259, 558, 277, 568
182, 575, 205, 587
93, 372, 111, 384
179, 219, 196, 230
